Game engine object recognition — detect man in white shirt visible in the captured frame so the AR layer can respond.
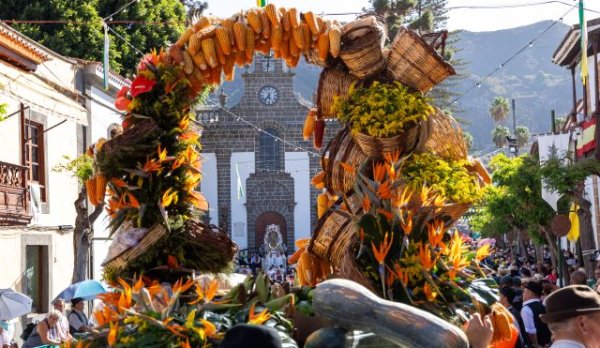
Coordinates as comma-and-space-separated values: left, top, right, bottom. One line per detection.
540, 285, 600, 348
520, 281, 552, 347
51, 298, 72, 341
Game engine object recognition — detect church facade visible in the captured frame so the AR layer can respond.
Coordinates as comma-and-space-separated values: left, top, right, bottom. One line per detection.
198, 53, 336, 252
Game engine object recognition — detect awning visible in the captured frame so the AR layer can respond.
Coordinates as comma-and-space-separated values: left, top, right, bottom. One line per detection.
0, 61, 87, 126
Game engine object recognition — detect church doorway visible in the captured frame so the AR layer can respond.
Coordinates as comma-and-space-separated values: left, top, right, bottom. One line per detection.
255, 211, 287, 252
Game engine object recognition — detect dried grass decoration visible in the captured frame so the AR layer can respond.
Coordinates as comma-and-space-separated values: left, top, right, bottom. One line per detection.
333, 81, 434, 157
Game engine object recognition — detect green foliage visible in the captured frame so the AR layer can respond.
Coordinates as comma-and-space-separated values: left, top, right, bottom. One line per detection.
53, 154, 94, 184
471, 154, 553, 243
0, 0, 187, 76
0, 102, 7, 122
515, 125, 530, 148
463, 131, 474, 150
539, 151, 600, 196
489, 96, 510, 123
491, 124, 510, 148
554, 117, 566, 131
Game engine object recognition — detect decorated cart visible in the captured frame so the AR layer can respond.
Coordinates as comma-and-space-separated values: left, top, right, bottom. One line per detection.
70, 4, 517, 348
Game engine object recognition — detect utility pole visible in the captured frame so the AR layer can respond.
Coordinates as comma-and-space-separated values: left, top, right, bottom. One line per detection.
511, 98, 517, 136
508, 98, 518, 156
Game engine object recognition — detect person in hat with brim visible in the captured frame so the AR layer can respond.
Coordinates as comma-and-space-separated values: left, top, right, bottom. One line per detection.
520, 280, 552, 347
540, 285, 600, 348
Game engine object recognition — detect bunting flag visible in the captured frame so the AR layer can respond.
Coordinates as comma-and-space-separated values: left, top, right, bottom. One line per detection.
579, 0, 588, 85
103, 22, 110, 90
567, 203, 580, 242
257, 0, 267, 7
236, 162, 245, 200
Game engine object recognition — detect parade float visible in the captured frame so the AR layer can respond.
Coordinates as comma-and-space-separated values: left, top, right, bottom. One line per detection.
72, 4, 516, 347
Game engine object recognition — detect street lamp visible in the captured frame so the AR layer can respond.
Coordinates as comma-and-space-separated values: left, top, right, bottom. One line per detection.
506, 136, 518, 156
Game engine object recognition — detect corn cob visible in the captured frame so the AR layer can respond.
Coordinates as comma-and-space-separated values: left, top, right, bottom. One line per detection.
95, 174, 107, 204
176, 27, 194, 46
221, 19, 236, 45
233, 21, 246, 52
279, 36, 290, 60
85, 177, 98, 206
316, 32, 330, 61
271, 26, 283, 51
210, 65, 222, 85
188, 73, 202, 94
328, 27, 341, 57
215, 40, 226, 65
193, 16, 211, 32
201, 38, 218, 68
317, 192, 329, 219
196, 25, 216, 40
244, 27, 255, 60
168, 45, 184, 65
301, 23, 311, 52
314, 119, 325, 149
282, 9, 291, 32
223, 54, 235, 81
191, 51, 208, 70
256, 39, 270, 55
292, 26, 304, 50
273, 50, 281, 59
264, 3, 280, 28
183, 50, 194, 74
215, 27, 231, 55
303, 108, 317, 140
304, 11, 320, 35
288, 8, 300, 28
311, 171, 325, 190
246, 10, 262, 34
289, 38, 300, 58
192, 66, 205, 84
188, 32, 202, 56
234, 50, 247, 66
259, 11, 271, 40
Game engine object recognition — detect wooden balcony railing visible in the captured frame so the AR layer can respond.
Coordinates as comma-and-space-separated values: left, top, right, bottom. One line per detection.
0, 161, 32, 226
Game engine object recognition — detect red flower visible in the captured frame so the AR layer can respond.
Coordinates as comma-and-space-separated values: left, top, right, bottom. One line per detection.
114, 86, 131, 111
130, 75, 156, 97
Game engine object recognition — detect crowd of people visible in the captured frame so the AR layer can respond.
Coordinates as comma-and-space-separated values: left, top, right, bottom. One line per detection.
235, 250, 297, 286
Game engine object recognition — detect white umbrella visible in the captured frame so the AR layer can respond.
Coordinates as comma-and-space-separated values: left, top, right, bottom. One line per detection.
0, 289, 32, 320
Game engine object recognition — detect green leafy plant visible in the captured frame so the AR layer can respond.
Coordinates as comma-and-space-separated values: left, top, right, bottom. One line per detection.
333, 81, 433, 138
53, 154, 94, 183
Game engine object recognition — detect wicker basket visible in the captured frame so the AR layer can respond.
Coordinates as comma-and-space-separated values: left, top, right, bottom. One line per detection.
317, 67, 358, 119
99, 118, 161, 158
351, 116, 431, 158
466, 159, 491, 185
421, 108, 468, 161
413, 202, 471, 229
102, 223, 168, 271
323, 128, 369, 196
340, 20, 387, 79
386, 27, 455, 93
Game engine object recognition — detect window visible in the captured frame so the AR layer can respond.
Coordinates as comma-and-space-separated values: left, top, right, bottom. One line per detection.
24, 121, 46, 201
25, 245, 49, 313
258, 127, 282, 171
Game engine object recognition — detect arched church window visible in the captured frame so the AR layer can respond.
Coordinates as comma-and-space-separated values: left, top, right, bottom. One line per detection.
258, 127, 283, 171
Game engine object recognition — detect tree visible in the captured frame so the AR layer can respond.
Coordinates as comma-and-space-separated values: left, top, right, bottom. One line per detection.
0, 0, 187, 76
555, 117, 566, 132
515, 125, 530, 148
463, 131, 473, 150
370, 0, 432, 41
491, 124, 510, 148
54, 155, 105, 283
489, 96, 510, 123
180, 0, 207, 20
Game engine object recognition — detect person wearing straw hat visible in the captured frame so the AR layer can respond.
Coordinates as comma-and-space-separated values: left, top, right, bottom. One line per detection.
539, 285, 600, 348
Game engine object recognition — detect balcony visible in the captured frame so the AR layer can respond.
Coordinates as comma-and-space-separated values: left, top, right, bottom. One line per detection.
0, 161, 31, 226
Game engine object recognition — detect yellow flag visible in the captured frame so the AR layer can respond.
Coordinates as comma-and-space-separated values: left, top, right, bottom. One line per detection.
567, 203, 580, 242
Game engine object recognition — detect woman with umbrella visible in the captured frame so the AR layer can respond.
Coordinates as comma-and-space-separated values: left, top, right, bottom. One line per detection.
22, 310, 63, 348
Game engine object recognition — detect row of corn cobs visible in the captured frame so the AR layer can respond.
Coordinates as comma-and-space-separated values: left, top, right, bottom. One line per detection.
164, 4, 342, 92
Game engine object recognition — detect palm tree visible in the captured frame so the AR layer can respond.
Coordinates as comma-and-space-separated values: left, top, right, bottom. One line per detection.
515, 125, 530, 148
489, 97, 510, 123
555, 117, 566, 132
491, 125, 510, 148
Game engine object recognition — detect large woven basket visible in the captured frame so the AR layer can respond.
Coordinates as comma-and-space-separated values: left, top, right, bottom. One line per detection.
386, 27, 455, 93
102, 223, 168, 271
317, 67, 358, 119
323, 128, 369, 196
421, 108, 468, 161
340, 18, 387, 79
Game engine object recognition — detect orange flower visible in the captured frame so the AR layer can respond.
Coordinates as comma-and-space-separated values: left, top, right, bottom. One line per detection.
377, 208, 393, 221
423, 283, 437, 302
383, 150, 400, 165
107, 321, 118, 346
395, 188, 413, 209
476, 244, 491, 262
157, 145, 174, 163
111, 178, 128, 188
427, 219, 445, 248
362, 196, 371, 212
187, 190, 208, 210
133, 276, 144, 294
161, 188, 179, 208
420, 185, 433, 205
386, 267, 396, 287
181, 340, 191, 348
173, 278, 195, 294
371, 232, 393, 265
359, 228, 365, 243
377, 181, 393, 199
200, 319, 217, 337
340, 162, 356, 174
248, 303, 271, 325
392, 263, 409, 286
179, 117, 190, 131
142, 158, 162, 173
123, 192, 140, 209
399, 210, 413, 235
189, 279, 218, 304
180, 132, 200, 143
373, 162, 387, 183
418, 243, 435, 271
167, 255, 179, 269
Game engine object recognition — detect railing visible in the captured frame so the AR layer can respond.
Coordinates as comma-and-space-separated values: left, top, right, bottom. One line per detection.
0, 161, 32, 225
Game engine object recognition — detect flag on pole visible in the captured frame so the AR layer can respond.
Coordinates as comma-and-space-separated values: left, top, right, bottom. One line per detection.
257, 0, 267, 7
103, 22, 110, 90
579, 0, 589, 85
236, 162, 245, 200
567, 203, 580, 242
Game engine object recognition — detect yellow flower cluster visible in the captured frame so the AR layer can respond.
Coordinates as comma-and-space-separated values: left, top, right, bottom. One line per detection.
401, 153, 483, 204
333, 81, 433, 137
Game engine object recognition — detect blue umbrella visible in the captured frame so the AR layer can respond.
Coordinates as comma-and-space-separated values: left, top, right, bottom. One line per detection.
54, 280, 107, 302
0, 289, 32, 320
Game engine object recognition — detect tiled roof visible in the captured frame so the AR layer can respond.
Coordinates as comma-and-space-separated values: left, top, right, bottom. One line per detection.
0, 22, 49, 64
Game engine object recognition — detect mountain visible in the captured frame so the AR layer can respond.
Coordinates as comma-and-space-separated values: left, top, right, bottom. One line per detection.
216, 20, 575, 155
